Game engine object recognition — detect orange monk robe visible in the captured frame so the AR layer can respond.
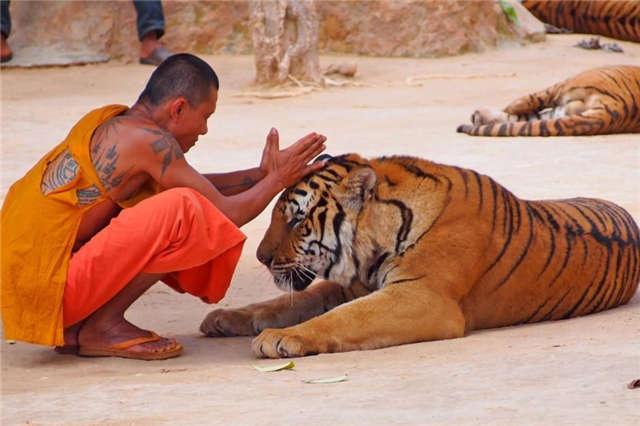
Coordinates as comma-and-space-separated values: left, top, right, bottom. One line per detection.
1, 105, 246, 346
63, 187, 246, 328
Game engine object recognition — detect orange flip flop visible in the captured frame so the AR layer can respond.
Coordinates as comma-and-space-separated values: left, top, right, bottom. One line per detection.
78, 332, 183, 360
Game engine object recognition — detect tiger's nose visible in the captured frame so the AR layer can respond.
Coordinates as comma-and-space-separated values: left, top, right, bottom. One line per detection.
257, 251, 273, 266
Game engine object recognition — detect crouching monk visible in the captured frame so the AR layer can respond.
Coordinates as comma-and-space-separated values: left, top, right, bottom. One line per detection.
1, 53, 326, 360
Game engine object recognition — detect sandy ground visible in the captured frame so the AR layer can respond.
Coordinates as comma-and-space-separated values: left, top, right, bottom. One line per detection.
1, 35, 639, 425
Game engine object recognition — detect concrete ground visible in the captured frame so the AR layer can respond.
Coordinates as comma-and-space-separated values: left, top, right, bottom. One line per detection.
1, 34, 639, 425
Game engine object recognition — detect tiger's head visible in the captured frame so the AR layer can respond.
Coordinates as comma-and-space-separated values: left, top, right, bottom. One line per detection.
257, 154, 377, 292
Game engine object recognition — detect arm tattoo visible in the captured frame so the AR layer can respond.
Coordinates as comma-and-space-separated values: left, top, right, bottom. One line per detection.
217, 176, 257, 193
142, 127, 185, 176
41, 150, 79, 195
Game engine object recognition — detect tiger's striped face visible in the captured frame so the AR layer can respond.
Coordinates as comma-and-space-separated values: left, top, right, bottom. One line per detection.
257, 162, 366, 292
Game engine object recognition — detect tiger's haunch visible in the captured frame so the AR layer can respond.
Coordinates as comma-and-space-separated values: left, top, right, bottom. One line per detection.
458, 66, 640, 137
522, 0, 640, 42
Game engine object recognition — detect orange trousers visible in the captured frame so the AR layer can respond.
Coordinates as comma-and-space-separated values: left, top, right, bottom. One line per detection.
63, 188, 246, 326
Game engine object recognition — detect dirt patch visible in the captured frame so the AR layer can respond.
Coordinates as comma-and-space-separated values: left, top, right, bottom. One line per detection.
2, 35, 639, 425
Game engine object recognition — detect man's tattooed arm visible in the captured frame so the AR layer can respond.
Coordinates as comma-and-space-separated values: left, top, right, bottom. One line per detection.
203, 168, 266, 196
140, 126, 262, 196
142, 127, 185, 176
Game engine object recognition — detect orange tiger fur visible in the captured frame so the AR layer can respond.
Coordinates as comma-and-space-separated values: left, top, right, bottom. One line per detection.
522, 0, 640, 42
201, 154, 640, 358
457, 65, 640, 137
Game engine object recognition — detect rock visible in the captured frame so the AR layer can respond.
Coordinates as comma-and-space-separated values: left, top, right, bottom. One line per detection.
496, 0, 546, 44
5, 0, 544, 66
324, 62, 357, 78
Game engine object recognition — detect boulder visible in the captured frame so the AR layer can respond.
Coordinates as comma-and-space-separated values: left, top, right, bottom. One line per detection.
5, 0, 544, 65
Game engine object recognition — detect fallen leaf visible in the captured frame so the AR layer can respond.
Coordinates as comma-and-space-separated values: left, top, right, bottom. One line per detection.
302, 375, 348, 384
160, 368, 188, 374
252, 361, 295, 372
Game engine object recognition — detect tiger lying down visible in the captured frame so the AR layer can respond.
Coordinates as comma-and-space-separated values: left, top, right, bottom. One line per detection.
521, 0, 640, 43
457, 65, 640, 136
201, 154, 640, 358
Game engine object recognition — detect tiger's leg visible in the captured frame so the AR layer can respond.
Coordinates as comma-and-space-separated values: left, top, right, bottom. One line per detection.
502, 85, 559, 116
252, 281, 465, 358
469, 108, 515, 126
200, 280, 371, 337
468, 84, 561, 126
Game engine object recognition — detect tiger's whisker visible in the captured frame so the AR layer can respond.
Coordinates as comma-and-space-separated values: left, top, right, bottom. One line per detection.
298, 265, 316, 279
287, 271, 294, 306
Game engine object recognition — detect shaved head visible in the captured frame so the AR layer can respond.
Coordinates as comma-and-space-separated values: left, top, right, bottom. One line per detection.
137, 53, 219, 108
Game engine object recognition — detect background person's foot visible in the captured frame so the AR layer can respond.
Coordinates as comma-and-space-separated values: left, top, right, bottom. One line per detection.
139, 46, 172, 66
1, 34, 13, 63
139, 31, 172, 66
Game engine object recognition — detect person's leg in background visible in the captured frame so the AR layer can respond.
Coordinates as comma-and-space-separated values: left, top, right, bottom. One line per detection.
133, 0, 172, 66
1, 0, 12, 62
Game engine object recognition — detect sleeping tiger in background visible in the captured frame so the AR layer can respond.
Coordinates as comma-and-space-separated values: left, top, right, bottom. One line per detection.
200, 154, 640, 358
457, 65, 640, 136
522, 0, 640, 42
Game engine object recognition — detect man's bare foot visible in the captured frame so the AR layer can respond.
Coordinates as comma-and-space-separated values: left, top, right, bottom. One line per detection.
1, 34, 13, 63
67, 272, 180, 360
77, 316, 182, 360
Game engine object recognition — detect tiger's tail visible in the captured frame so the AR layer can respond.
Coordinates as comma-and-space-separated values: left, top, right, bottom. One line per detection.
456, 113, 607, 137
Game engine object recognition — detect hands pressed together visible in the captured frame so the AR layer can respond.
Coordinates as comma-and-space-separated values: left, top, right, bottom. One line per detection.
259, 128, 327, 189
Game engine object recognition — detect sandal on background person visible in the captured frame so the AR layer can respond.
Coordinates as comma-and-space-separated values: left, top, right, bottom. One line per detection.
139, 45, 173, 66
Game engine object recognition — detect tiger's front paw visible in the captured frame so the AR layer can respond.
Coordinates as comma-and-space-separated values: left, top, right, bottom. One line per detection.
471, 108, 506, 126
251, 328, 320, 358
200, 308, 256, 337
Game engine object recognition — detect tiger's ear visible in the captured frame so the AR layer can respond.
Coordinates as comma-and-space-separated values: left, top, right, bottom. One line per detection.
337, 167, 376, 211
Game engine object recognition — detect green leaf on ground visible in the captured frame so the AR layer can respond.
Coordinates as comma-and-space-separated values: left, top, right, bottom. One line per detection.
498, 0, 519, 24
302, 375, 348, 384
252, 361, 295, 372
